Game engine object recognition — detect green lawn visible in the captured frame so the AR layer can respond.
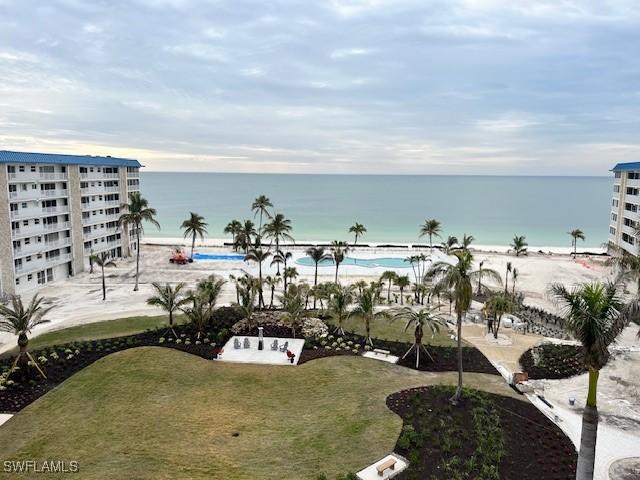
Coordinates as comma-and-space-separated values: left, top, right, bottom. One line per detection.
0, 348, 515, 480
0, 315, 185, 359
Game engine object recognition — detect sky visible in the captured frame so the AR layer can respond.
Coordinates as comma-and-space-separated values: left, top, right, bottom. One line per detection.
0, 0, 639, 175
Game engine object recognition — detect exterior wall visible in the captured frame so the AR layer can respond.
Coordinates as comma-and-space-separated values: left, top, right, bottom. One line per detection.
0, 167, 15, 296
68, 165, 85, 275
118, 168, 131, 257
609, 170, 640, 255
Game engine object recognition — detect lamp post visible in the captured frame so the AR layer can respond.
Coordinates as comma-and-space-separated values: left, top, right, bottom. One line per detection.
258, 326, 264, 350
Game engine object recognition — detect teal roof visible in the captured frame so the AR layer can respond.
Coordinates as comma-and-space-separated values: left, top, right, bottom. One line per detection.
0, 150, 142, 168
612, 162, 640, 172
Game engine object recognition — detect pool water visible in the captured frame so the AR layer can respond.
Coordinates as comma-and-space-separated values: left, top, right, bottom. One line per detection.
295, 257, 411, 269
192, 252, 246, 261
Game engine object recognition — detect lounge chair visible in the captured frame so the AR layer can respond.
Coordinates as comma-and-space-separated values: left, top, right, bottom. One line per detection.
233, 338, 241, 349
270, 339, 279, 351
279, 341, 289, 352
243, 337, 250, 349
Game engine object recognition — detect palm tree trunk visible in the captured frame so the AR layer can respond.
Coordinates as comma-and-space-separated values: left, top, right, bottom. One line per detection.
504, 269, 508, 294
400, 288, 404, 305
335, 264, 339, 283
191, 232, 196, 258
101, 266, 106, 301
387, 282, 391, 302
576, 368, 599, 480
451, 312, 463, 404
313, 263, 318, 309
429, 234, 433, 253
134, 225, 141, 291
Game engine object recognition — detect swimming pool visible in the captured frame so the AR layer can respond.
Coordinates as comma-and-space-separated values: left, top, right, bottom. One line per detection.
295, 257, 411, 269
192, 252, 246, 261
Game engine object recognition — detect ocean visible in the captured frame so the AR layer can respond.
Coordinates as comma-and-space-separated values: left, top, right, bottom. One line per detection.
140, 173, 611, 248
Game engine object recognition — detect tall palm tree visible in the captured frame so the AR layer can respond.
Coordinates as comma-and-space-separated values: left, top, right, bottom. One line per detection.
391, 306, 447, 367
263, 213, 294, 256
251, 195, 273, 239
90, 252, 116, 301
607, 248, 640, 293
510, 235, 528, 256
181, 212, 208, 258
279, 289, 308, 338
461, 233, 474, 250
0, 295, 53, 378
349, 222, 367, 245
118, 192, 160, 291
419, 219, 442, 252
331, 240, 349, 283
511, 268, 518, 296
196, 274, 226, 310
394, 275, 411, 305
264, 275, 281, 309
147, 282, 190, 338
549, 281, 628, 480
570, 229, 586, 257
504, 261, 512, 294
236, 220, 257, 253
329, 284, 353, 335
380, 270, 398, 303
224, 220, 243, 251
349, 286, 388, 346
306, 246, 331, 308
441, 235, 459, 255
272, 250, 293, 290
484, 291, 515, 338
284, 266, 298, 292
245, 248, 271, 309
427, 249, 501, 404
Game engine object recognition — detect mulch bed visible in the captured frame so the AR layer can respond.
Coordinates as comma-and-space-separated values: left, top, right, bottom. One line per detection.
387, 386, 577, 479
519, 344, 587, 379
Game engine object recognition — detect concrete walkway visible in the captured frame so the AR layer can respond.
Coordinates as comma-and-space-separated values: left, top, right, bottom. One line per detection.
0, 414, 13, 427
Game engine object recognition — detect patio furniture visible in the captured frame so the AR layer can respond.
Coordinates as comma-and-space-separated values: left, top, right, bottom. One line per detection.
233, 338, 241, 349
270, 339, 279, 351
279, 341, 289, 352
376, 458, 397, 476
243, 337, 251, 349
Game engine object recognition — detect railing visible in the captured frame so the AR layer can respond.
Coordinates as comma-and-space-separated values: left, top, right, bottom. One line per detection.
13, 238, 72, 257
41, 189, 68, 198
46, 253, 72, 266
42, 205, 69, 215
8, 190, 40, 201
39, 172, 67, 180
43, 221, 70, 231
10, 208, 41, 220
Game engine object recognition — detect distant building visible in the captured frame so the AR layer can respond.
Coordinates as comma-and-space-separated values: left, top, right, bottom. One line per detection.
0, 151, 142, 296
609, 162, 640, 255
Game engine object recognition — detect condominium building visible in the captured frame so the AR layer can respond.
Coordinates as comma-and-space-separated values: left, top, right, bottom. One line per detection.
609, 162, 640, 255
0, 151, 142, 296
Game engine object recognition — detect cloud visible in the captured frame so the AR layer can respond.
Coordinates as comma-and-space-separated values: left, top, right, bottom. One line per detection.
330, 47, 376, 59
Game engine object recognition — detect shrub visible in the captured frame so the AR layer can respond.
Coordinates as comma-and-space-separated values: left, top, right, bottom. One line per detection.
211, 305, 245, 329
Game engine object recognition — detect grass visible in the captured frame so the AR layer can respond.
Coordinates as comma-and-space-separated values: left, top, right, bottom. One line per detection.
0, 348, 515, 480
0, 315, 186, 359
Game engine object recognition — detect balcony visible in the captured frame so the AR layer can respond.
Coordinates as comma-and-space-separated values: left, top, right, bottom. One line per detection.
42, 205, 69, 215
127, 171, 139, 178
41, 189, 68, 198
8, 189, 68, 201
80, 171, 120, 180
10, 207, 42, 220
80, 185, 120, 195
13, 238, 72, 258
8, 171, 68, 182
86, 239, 121, 254
43, 221, 70, 231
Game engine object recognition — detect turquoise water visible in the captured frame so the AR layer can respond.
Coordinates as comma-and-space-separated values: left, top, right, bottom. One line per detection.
192, 253, 245, 261
296, 257, 412, 268
141, 173, 611, 247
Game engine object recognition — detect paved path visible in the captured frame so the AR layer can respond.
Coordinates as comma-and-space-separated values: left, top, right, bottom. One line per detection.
0, 414, 12, 427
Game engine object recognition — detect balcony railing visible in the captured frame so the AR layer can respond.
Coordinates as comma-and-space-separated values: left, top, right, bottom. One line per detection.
42, 205, 69, 215
43, 221, 71, 231
10, 208, 42, 220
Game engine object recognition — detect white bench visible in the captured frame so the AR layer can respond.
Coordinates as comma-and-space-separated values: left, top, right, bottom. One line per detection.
373, 348, 391, 357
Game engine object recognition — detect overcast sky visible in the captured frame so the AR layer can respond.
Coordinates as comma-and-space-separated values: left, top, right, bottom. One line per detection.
0, 0, 638, 175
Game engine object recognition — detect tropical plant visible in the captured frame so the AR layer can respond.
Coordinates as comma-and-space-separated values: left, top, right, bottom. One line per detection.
391, 306, 447, 367
245, 248, 271, 309
196, 274, 226, 310
284, 266, 298, 292
279, 289, 308, 337
461, 233, 474, 250
349, 286, 389, 345
271, 249, 292, 287
349, 222, 367, 245
251, 194, 273, 239
549, 281, 628, 480
569, 229, 586, 257
235, 220, 257, 253
146, 282, 190, 338
224, 220, 243, 250
394, 275, 411, 305
511, 268, 518, 296
236, 283, 257, 331
181, 294, 212, 340
0, 294, 53, 378
90, 252, 116, 301
330, 240, 349, 283
118, 192, 160, 291
181, 212, 208, 258
263, 213, 294, 254
441, 235, 459, 255
305, 246, 331, 308
484, 292, 515, 339
264, 275, 281, 309
329, 284, 353, 335
504, 261, 512, 294
607, 249, 640, 293
427, 250, 501, 404
419, 219, 442, 252
510, 235, 528, 256
380, 270, 398, 303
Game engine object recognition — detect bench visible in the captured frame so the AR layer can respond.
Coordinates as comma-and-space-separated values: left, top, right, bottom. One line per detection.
373, 348, 391, 357
376, 458, 397, 476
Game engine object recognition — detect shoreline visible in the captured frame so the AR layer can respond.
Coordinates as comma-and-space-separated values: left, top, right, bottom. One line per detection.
141, 236, 607, 256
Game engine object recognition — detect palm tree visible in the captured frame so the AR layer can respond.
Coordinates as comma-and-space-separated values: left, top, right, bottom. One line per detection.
510, 235, 528, 256
305, 246, 331, 308
329, 284, 353, 335
272, 250, 293, 290
349, 222, 367, 245
570, 229, 586, 257
181, 212, 208, 258
236, 220, 257, 253
484, 291, 515, 338
196, 274, 226, 310
427, 249, 501, 404
236, 283, 257, 332
263, 213, 294, 257
0, 295, 53, 378
461, 234, 474, 250
251, 195, 273, 239
181, 294, 212, 340
264, 275, 281, 308
279, 289, 308, 338
504, 261, 512, 294
349, 286, 388, 346
284, 266, 298, 292
511, 268, 518, 296
330, 240, 349, 283
118, 192, 160, 291
224, 220, 243, 250
90, 252, 116, 300
607, 248, 640, 293
419, 219, 442, 252
394, 275, 411, 305
549, 281, 628, 480
147, 282, 190, 338
441, 235, 459, 255
245, 248, 271, 309
380, 271, 398, 303
391, 306, 447, 367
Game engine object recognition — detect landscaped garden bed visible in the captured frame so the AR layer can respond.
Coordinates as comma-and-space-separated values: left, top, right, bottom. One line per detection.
519, 343, 587, 379
387, 385, 577, 479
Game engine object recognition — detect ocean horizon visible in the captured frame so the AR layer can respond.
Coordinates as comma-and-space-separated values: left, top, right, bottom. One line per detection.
141, 172, 611, 248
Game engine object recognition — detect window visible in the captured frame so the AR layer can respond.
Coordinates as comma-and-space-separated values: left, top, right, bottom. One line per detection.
622, 232, 636, 245
19, 165, 25, 172
27, 274, 33, 281
627, 187, 639, 195
30, 166, 36, 172
614, 185, 621, 193
15, 278, 20, 286
613, 199, 619, 207
612, 213, 618, 221
610, 226, 616, 235
624, 218, 636, 228
37, 271, 45, 285
624, 202, 637, 213
615, 172, 622, 178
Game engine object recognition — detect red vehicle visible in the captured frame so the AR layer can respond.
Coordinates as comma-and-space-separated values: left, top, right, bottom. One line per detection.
169, 248, 193, 264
